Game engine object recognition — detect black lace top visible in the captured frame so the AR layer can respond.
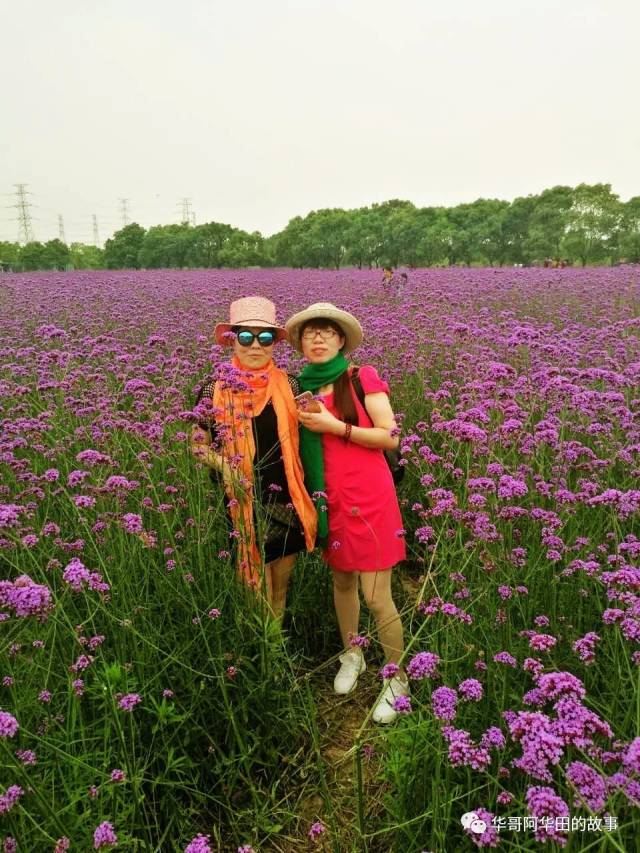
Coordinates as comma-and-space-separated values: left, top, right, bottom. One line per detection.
194, 375, 301, 503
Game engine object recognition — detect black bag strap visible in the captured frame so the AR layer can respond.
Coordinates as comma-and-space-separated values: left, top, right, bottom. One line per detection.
349, 365, 365, 409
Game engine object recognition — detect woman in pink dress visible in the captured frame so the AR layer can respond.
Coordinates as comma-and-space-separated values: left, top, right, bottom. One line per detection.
285, 303, 408, 724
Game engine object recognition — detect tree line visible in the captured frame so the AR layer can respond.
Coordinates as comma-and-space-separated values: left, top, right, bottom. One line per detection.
2, 183, 639, 272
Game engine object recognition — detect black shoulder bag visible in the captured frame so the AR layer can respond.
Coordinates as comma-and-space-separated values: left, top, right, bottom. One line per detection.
350, 367, 405, 486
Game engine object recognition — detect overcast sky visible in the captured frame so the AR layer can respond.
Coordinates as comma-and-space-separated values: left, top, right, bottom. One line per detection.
1, 0, 639, 245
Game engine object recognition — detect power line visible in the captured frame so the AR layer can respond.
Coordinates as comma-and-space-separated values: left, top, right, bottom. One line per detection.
58, 214, 66, 243
11, 184, 35, 244
178, 197, 196, 226
92, 214, 100, 247
118, 198, 130, 228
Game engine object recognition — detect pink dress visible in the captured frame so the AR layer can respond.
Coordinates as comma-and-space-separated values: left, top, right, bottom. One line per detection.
320, 365, 406, 572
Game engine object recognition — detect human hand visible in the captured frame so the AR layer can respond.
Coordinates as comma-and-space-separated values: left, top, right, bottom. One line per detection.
190, 426, 212, 461
297, 402, 344, 435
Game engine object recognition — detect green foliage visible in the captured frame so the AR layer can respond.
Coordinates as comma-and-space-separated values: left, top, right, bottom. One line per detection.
19, 238, 71, 271
618, 196, 640, 263
3, 184, 639, 272
69, 242, 105, 269
0, 240, 21, 269
104, 223, 147, 269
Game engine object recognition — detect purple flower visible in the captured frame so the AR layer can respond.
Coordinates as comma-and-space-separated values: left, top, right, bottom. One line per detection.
464, 806, 499, 848
528, 633, 557, 652
565, 761, 607, 812
380, 662, 400, 679
0, 785, 24, 815
623, 737, 640, 774
93, 820, 118, 849
15, 748, 36, 765
348, 633, 370, 649
432, 686, 458, 721
0, 575, 52, 618
406, 651, 440, 680
525, 786, 569, 846
458, 678, 483, 701
508, 711, 564, 781
493, 651, 517, 667
442, 727, 491, 771
308, 820, 326, 840
573, 632, 600, 664
480, 727, 506, 751
537, 671, 585, 702
393, 695, 412, 714
118, 693, 142, 711
0, 711, 19, 737
121, 513, 143, 534
184, 835, 212, 853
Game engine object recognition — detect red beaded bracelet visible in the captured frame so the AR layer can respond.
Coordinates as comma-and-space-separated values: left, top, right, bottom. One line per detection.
344, 422, 352, 442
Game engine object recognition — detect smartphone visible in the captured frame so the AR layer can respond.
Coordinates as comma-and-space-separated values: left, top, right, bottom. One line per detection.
294, 391, 322, 412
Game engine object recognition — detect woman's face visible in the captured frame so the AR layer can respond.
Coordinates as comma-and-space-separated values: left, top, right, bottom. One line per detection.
300, 320, 345, 364
232, 326, 276, 369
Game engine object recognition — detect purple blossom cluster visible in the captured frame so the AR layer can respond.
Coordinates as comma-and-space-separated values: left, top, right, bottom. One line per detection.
2, 267, 640, 847
0, 575, 53, 619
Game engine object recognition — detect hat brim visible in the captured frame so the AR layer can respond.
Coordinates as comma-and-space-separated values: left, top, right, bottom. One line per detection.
285, 305, 363, 354
213, 322, 288, 346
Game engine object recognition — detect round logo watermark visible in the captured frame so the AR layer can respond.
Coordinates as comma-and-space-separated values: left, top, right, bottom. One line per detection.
461, 811, 488, 834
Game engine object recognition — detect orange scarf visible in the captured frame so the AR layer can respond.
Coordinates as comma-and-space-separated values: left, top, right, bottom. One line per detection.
212, 356, 317, 587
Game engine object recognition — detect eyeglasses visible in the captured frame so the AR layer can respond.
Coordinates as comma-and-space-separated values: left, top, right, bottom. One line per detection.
301, 327, 339, 341
235, 330, 277, 347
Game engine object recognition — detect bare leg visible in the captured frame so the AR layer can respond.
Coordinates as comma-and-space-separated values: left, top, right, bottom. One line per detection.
264, 553, 296, 622
332, 569, 360, 649
359, 569, 404, 665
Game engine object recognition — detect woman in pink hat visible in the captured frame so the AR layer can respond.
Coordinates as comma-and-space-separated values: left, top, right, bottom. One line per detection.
285, 303, 408, 724
190, 296, 317, 621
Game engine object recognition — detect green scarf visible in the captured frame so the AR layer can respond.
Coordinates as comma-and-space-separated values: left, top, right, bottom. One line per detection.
298, 353, 350, 545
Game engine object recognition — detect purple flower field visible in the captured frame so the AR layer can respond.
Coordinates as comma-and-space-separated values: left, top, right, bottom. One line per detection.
1, 266, 639, 851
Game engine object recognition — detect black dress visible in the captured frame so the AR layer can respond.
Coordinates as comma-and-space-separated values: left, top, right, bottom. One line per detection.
194, 377, 307, 563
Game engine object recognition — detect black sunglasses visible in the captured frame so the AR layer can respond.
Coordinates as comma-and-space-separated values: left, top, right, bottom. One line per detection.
235, 329, 277, 347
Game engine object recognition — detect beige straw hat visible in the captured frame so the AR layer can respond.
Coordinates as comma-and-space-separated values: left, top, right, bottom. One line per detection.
285, 302, 363, 354
213, 296, 287, 346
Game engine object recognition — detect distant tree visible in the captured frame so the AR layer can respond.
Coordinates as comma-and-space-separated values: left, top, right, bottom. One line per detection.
0, 241, 22, 270
562, 183, 622, 265
20, 242, 48, 271
43, 239, 70, 269
372, 200, 416, 267
417, 212, 454, 266
186, 222, 235, 267
273, 216, 310, 267
218, 230, 266, 267
303, 209, 351, 268
447, 204, 476, 265
138, 224, 195, 268
69, 243, 105, 269
502, 195, 538, 265
524, 185, 574, 260
345, 208, 382, 268
104, 223, 146, 269
618, 196, 640, 263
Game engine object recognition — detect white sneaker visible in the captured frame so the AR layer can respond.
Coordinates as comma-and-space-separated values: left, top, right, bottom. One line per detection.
372, 674, 410, 724
333, 648, 366, 694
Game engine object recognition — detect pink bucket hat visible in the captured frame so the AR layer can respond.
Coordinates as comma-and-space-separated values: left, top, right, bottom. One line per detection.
213, 296, 288, 346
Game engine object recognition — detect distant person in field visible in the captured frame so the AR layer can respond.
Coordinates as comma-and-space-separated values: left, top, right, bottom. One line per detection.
382, 266, 394, 290
190, 296, 317, 622
286, 302, 409, 724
